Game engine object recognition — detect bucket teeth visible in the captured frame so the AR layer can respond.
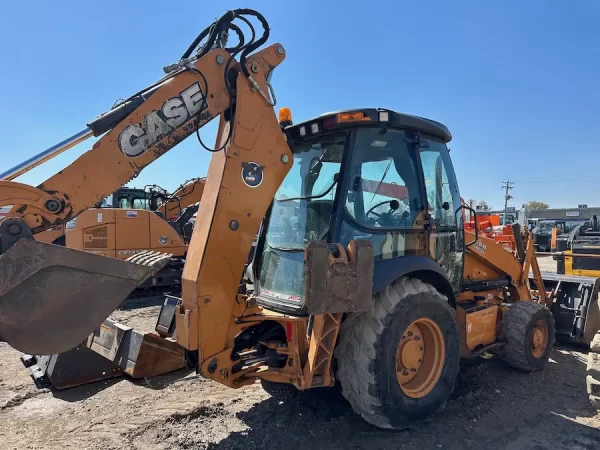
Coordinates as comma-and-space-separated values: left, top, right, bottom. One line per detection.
146, 253, 173, 266
125, 251, 152, 264
125, 251, 172, 268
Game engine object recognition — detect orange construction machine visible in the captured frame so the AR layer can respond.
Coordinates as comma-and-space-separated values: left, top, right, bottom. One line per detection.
0, 8, 598, 429
463, 201, 520, 252
64, 178, 205, 300
66, 178, 205, 260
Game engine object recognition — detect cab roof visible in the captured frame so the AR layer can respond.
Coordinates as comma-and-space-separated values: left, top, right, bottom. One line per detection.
285, 108, 452, 143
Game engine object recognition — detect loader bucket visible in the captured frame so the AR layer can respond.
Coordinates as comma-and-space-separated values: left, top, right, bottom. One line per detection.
0, 239, 169, 355
21, 318, 185, 390
529, 272, 600, 346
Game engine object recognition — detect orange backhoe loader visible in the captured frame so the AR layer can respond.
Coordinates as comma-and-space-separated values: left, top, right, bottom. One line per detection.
1, 9, 599, 428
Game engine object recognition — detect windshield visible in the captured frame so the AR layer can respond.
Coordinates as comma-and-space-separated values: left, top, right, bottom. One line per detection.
264, 132, 346, 249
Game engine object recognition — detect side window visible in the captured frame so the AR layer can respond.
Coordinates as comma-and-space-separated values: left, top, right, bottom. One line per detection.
419, 142, 460, 227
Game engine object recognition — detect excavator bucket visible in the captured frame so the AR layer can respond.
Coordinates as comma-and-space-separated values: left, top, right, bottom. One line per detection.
0, 239, 170, 355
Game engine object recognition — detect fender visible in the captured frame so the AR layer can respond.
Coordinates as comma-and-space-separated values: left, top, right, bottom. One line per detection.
373, 255, 457, 307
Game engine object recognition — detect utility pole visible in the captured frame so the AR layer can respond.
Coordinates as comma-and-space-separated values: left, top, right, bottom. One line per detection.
502, 180, 514, 217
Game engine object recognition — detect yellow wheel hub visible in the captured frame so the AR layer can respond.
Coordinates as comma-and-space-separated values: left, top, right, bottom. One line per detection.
531, 319, 549, 359
396, 318, 445, 399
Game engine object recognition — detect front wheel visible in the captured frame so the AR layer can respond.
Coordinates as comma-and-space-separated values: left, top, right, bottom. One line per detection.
335, 277, 459, 430
499, 302, 555, 372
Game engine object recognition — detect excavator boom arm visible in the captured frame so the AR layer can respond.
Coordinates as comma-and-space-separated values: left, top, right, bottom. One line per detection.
158, 178, 206, 219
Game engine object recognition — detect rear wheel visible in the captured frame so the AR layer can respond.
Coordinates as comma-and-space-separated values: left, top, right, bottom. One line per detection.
335, 277, 459, 429
499, 302, 555, 372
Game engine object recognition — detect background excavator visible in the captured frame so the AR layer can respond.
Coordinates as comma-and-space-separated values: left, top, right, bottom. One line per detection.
2, 152, 205, 253
0, 185, 155, 246
66, 177, 206, 300
1, 8, 599, 429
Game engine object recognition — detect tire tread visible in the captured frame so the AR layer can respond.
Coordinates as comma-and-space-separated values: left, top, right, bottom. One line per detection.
500, 302, 554, 372
335, 277, 456, 429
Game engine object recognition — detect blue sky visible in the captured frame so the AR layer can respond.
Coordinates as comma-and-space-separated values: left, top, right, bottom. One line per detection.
1, 0, 598, 209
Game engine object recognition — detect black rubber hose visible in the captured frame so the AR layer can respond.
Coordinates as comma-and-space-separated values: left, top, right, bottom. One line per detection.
233, 9, 270, 77
181, 23, 213, 60
225, 23, 245, 53
182, 10, 235, 59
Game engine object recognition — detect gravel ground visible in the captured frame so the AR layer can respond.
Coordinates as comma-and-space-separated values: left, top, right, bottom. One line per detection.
1, 255, 599, 449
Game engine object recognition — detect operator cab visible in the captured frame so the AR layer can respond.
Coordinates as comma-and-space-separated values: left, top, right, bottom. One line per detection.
253, 108, 464, 315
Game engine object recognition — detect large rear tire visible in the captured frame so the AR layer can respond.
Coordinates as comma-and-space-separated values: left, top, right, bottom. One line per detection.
499, 302, 555, 372
335, 277, 459, 429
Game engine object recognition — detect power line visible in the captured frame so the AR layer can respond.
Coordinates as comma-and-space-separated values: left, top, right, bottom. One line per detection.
512, 178, 593, 183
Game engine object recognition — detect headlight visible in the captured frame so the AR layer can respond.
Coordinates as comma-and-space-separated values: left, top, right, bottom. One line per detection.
65, 218, 77, 230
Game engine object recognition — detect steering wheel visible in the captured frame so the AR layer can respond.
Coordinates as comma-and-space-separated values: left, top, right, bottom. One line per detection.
366, 200, 401, 225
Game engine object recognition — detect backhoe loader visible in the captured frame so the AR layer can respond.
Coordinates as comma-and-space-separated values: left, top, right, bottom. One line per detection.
0, 8, 598, 429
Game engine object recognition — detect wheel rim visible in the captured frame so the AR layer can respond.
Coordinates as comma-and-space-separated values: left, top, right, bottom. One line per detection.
531, 319, 549, 358
396, 318, 445, 399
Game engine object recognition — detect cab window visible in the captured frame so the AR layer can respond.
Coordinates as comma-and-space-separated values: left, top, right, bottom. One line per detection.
133, 198, 149, 210
345, 128, 424, 229
419, 140, 460, 227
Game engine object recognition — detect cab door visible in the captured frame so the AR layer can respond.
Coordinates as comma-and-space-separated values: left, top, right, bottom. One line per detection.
418, 138, 463, 294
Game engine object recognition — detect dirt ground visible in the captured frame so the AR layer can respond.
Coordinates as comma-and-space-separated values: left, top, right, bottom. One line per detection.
1, 256, 599, 449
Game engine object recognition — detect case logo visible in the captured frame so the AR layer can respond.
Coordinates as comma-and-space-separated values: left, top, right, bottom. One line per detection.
473, 240, 487, 254
118, 83, 209, 157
